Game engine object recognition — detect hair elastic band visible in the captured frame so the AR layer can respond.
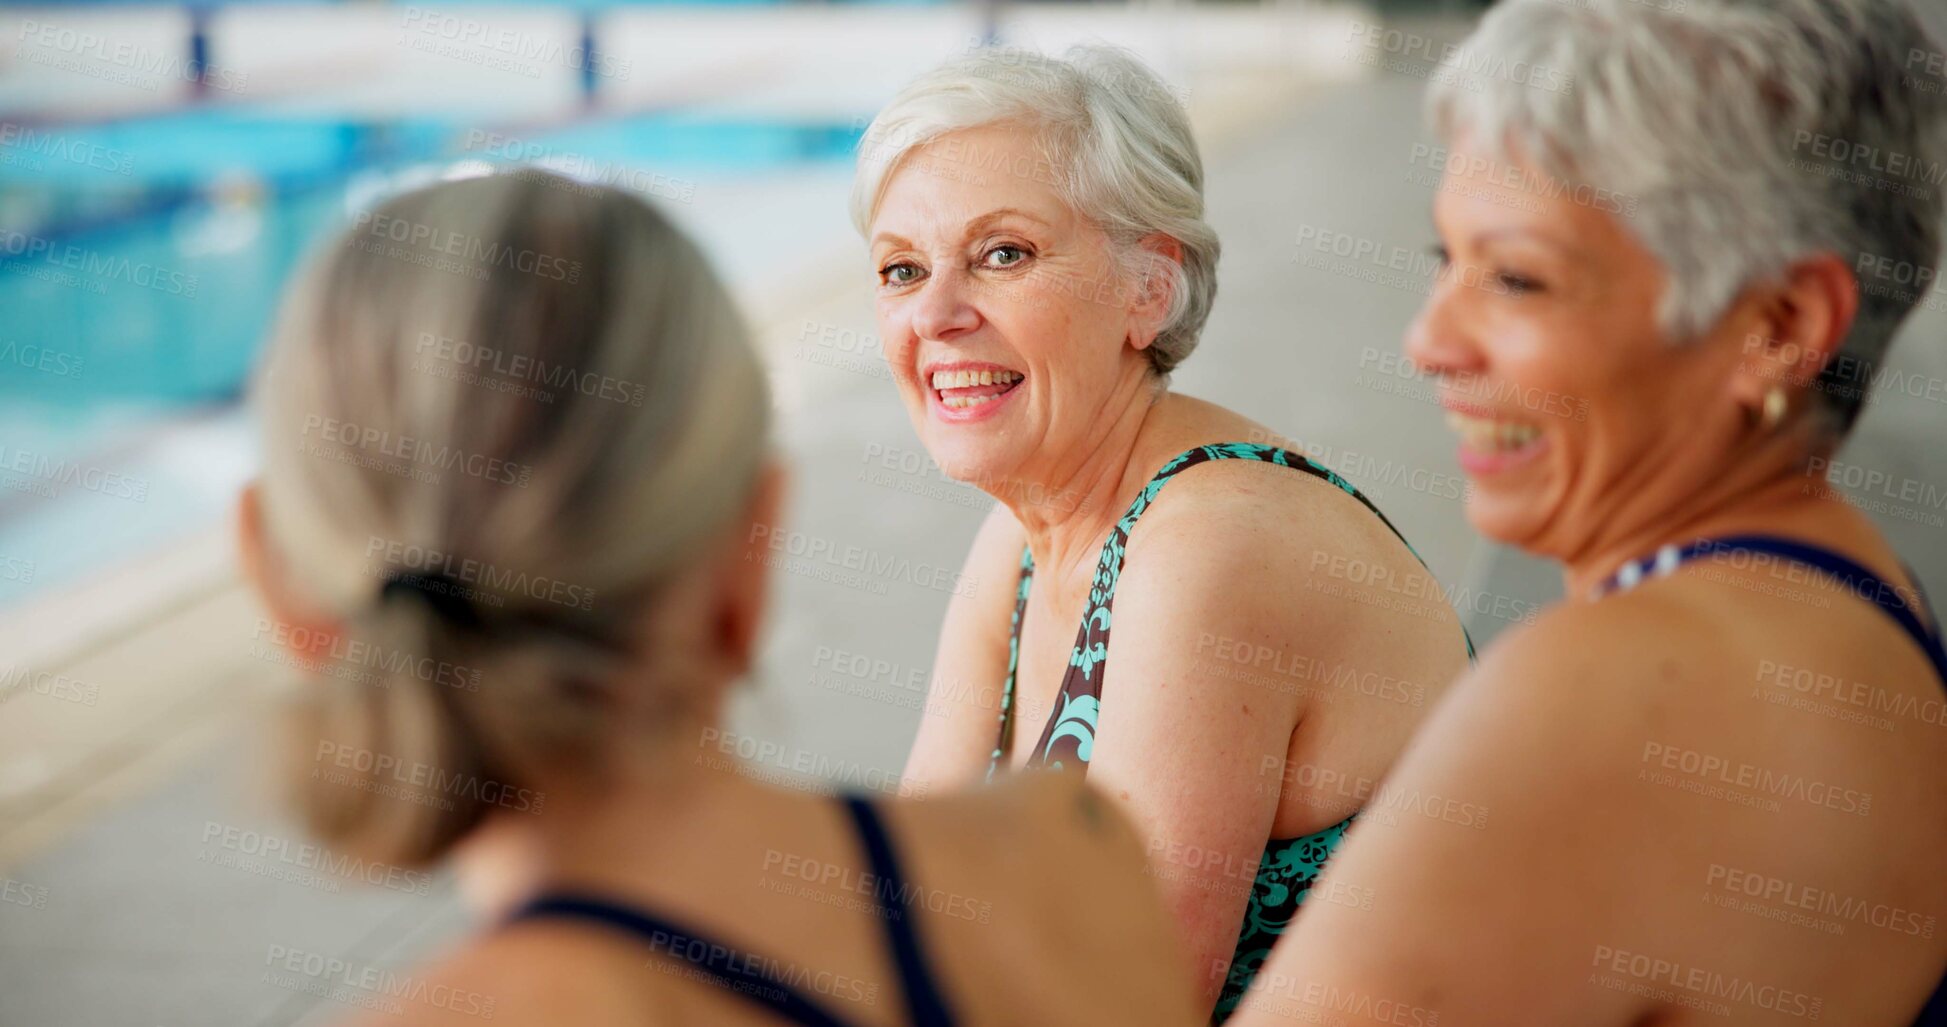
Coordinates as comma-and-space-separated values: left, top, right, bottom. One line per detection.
379, 571, 484, 629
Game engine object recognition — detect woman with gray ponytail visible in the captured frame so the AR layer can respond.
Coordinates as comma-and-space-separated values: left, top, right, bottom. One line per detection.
236, 171, 1198, 1026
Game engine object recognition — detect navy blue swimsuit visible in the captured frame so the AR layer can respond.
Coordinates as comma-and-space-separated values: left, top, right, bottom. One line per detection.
1599, 534, 1946, 1026
508, 795, 955, 1027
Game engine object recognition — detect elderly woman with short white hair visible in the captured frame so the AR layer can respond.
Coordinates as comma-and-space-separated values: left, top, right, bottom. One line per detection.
1232, 1, 1947, 1024
853, 46, 1473, 1020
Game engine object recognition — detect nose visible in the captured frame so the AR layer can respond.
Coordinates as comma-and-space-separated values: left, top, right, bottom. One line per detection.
1404, 270, 1483, 380
911, 266, 982, 342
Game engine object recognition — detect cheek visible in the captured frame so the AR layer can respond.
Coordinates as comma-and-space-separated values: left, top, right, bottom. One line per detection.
1025, 286, 1123, 366
987, 278, 1058, 330
1484, 309, 1608, 420
1519, 324, 1676, 458
873, 302, 920, 389
871, 296, 905, 346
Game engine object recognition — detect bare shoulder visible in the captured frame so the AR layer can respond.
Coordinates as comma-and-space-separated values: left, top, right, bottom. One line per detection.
1117, 445, 1452, 639
1467, 576, 1835, 727
891, 770, 1152, 895
1388, 588, 1749, 858
1442, 588, 1717, 744
1139, 395, 1383, 537
1263, 582, 1944, 1022
884, 774, 1200, 1022
1121, 453, 1334, 575
338, 923, 668, 1027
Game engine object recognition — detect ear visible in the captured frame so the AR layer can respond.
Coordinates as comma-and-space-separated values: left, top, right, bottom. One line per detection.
1727, 252, 1859, 416
1126, 233, 1185, 353
714, 458, 788, 677
237, 481, 343, 663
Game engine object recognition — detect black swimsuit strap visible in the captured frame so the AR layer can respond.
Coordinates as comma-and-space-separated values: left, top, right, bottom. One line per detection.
504, 797, 957, 1027
507, 894, 859, 1027
842, 795, 956, 1027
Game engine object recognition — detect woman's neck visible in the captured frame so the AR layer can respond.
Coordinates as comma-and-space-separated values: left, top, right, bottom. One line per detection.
1003, 372, 1167, 590
451, 732, 823, 919
1558, 424, 1858, 600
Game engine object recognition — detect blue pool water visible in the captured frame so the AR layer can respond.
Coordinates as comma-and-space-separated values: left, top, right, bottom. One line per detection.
1, 112, 866, 403
0, 110, 868, 605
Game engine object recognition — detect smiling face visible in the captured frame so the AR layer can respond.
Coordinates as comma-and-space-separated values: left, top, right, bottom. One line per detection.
1405, 140, 1763, 562
867, 122, 1157, 493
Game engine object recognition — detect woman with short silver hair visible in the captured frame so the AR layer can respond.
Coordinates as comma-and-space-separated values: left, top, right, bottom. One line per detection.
856, 46, 1472, 1020
1234, 2, 1947, 1024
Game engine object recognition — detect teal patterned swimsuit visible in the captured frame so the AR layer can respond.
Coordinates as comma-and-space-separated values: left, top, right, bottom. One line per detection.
984, 442, 1471, 1023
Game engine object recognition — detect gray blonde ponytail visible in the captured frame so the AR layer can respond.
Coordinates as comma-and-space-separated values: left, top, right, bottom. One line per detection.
254, 171, 770, 865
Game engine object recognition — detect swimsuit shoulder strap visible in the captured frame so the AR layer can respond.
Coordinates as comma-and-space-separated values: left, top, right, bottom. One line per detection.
505, 894, 858, 1027
503, 798, 957, 1027
1600, 533, 1947, 688
988, 545, 1036, 782
841, 795, 957, 1027
1087, 442, 1439, 618
990, 442, 1476, 771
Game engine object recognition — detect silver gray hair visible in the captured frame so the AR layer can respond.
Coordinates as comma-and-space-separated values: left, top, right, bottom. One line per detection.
1429, 0, 1947, 437
254, 171, 770, 864
852, 44, 1219, 376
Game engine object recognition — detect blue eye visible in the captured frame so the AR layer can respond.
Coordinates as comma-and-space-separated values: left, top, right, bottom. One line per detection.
880, 262, 922, 286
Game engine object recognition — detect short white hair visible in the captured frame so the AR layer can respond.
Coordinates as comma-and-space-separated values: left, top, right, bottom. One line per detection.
1430, 0, 1947, 437
852, 44, 1219, 376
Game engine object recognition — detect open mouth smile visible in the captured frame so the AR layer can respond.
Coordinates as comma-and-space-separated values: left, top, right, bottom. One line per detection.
926, 363, 1025, 420
1444, 403, 1548, 474
931, 367, 1024, 408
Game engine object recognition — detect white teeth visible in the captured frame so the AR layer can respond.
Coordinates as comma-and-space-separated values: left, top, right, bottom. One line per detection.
930, 368, 1022, 390
1445, 410, 1541, 452
941, 392, 1007, 409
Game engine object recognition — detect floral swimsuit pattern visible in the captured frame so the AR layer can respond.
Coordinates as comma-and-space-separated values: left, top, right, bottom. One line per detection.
984, 442, 1473, 1023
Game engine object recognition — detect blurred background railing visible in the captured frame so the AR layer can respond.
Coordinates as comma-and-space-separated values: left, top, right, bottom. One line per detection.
0, 0, 1385, 613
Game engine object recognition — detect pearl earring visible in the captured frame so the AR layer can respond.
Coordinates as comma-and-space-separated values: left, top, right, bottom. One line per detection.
1761, 387, 1788, 430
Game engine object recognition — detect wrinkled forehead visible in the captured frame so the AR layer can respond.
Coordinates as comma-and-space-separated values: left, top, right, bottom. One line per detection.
869, 126, 1082, 245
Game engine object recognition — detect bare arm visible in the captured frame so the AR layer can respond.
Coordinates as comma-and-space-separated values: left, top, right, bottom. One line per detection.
1225, 604, 1673, 1027
904, 503, 1028, 793
1082, 491, 1321, 1015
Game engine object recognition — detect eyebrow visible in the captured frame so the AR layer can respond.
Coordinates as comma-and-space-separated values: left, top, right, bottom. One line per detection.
966, 207, 1052, 234
1472, 226, 1573, 255
870, 207, 1053, 249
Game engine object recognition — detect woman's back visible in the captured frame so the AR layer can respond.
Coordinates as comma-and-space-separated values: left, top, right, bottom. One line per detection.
1573, 540, 1947, 1024
359, 773, 1199, 1027
1237, 514, 1947, 1026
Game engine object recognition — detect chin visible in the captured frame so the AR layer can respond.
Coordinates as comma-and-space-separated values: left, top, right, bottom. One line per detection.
1463, 488, 1549, 555
913, 430, 996, 485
